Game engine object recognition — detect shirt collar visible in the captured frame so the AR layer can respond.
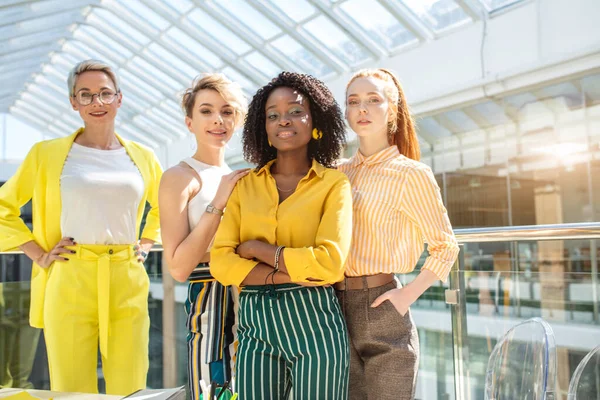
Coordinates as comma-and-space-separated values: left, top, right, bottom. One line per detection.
349, 145, 400, 166
256, 158, 326, 178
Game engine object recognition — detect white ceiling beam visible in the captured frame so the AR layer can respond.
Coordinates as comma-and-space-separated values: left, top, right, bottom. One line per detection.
377, 0, 435, 41
101, 1, 215, 75
0, 42, 59, 62
138, 0, 266, 87
196, 1, 296, 79
0, 1, 96, 28
309, 0, 388, 59
82, 13, 189, 86
0, 34, 65, 56
455, 0, 485, 21
251, 0, 348, 74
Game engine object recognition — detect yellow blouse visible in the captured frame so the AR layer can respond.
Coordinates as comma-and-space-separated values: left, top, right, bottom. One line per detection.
339, 146, 459, 281
210, 159, 352, 287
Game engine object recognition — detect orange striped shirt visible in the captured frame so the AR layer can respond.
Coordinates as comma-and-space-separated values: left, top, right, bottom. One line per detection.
339, 146, 458, 282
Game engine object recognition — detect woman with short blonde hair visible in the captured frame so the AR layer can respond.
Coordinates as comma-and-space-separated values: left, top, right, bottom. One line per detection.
159, 73, 248, 398
0, 59, 162, 395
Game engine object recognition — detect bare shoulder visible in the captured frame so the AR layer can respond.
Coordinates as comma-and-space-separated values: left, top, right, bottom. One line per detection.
160, 163, 202, 195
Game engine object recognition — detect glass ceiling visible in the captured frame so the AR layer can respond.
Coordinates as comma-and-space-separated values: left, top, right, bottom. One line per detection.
417, 72, 600, 148
0, 0, 525, 148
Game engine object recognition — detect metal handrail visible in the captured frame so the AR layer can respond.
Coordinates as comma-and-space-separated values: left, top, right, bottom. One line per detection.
1, 222, 600, 254
454, 222, 600, 243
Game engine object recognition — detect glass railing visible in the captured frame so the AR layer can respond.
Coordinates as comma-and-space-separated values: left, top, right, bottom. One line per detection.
1, 223, 599, 399
405, 223, 600, 400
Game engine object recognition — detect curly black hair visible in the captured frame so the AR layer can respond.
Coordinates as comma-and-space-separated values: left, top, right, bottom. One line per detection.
243, 71, 346, 168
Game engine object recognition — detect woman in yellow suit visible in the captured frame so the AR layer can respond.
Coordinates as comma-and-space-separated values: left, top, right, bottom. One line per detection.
0, 60, 162, 395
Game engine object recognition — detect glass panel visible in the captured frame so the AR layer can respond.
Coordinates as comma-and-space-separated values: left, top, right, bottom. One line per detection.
0, 47, 54, 65
145, 44, 197, 81
165, 0, 193, 13
303, 15, 371, 66
272, 0, 316, 23
0, 249, 191, 391
10, 10, 82, 33
6, 27, 69, 51
130, 57, 182, 92
89, 9, 150, 48
581, 74, 600, 106
442, 110, 481, 133
270, 35, 334, 77
119, 69, 163, 100
341, 0, 416, 49
480, 0, 525, 12
164, 27, 223, 69
401, 266, 456, 399
119, 0, 170, 31
221, 66, 257, 95
469, 101, 512, 127
402, 0, 470, 31
226, 0, 282, 40
0, 4, 29, 20
243, 51, 282, 79
187, 9, 251, 56
73, 27, 132, 63
452, 238, 600, 399
428, 74, 598, 227
417, 116, 452, 140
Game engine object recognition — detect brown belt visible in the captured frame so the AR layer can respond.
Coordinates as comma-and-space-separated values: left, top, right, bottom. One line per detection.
333, 273, 395, 291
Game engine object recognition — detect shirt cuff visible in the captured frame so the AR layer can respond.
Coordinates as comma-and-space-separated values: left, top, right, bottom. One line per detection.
282, 247, 311, 283
422, 256, 455, 283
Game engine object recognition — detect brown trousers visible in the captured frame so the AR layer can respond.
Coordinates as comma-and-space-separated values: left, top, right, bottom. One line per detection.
336, 279, 419, 400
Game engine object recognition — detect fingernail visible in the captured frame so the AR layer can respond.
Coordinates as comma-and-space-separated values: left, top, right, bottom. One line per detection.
69, 237, 75, 241
64, 257, 70, 261
71, 250, 76, 254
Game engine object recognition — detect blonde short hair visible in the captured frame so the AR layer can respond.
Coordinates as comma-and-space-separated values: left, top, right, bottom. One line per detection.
181, 73, 247, 128
67, 59, 120, 97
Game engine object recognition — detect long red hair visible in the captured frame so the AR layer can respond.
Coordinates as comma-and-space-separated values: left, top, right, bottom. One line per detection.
346, 68, 420, 161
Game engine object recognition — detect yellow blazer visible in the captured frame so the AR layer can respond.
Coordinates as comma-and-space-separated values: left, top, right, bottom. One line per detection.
0, 128, 162, 328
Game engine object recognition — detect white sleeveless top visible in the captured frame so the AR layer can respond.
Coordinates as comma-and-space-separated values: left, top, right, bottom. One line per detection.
182, 157, 231, 232
60, 143, 144, 244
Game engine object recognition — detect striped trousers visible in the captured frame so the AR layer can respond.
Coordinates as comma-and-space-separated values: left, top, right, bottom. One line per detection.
237, 284, 349, 400
185, 279, 238, 399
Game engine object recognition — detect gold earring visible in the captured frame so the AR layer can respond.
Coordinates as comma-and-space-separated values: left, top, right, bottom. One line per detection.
268, 138, 273, 146
312, 128, 323, 140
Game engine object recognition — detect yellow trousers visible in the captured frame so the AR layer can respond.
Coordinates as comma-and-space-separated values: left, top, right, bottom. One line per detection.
43, 244, 149, 395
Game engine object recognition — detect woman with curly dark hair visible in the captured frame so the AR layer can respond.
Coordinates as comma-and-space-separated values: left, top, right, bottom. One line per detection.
211, 72, 352, 399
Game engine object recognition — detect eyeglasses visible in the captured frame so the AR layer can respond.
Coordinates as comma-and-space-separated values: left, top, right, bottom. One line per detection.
73, 90, 119, 106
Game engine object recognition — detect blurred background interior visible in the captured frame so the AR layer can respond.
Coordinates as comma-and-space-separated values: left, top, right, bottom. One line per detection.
0, 0, 599, 398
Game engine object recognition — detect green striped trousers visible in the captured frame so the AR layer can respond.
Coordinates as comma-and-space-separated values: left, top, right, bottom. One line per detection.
237, 284, 349, 400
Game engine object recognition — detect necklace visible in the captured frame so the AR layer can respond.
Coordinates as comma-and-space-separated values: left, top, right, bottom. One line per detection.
276, 184, 295, 193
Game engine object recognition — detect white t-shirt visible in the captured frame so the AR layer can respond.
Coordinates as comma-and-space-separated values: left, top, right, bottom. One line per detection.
60, 143, 144, 244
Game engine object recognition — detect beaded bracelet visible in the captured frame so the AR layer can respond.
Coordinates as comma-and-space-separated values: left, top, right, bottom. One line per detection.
274, 245, 285, 272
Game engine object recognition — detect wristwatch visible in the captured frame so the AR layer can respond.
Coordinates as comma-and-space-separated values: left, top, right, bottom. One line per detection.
205, 204, 224, 216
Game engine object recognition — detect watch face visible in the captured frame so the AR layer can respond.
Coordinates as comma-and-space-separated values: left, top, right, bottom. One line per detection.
207, 205, 222, 215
